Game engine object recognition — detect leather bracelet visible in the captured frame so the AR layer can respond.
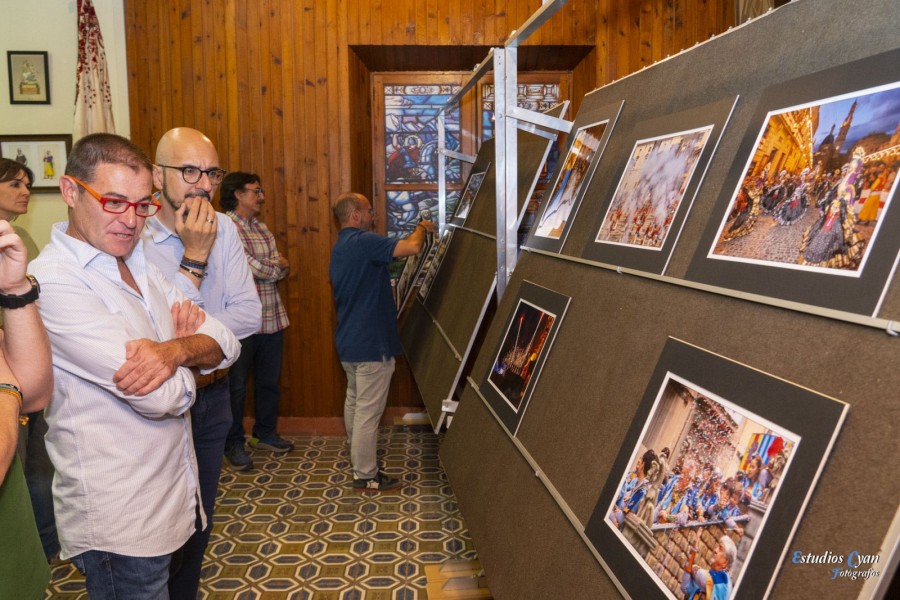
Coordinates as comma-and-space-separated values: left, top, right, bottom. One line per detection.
0, 383, 26, 426
179, 264, 206, 279
180, 257, 208, 269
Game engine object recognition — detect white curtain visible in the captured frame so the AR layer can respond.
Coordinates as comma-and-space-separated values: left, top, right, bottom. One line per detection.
74, 0, 116, 140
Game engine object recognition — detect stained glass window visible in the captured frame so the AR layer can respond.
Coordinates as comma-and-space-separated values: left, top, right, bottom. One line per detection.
384, 84, 462, 184
386, 190, 461, 238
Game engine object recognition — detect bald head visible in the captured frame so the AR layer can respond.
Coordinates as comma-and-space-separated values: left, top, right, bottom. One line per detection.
153, 127, 223, 219
155, 127, 217, 164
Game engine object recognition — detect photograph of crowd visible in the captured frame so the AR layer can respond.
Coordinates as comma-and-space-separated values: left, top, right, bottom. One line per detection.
603, 373, 799, 599
533, 119, 609, 239
596, 127, 712, 249
710, 81, 900, 276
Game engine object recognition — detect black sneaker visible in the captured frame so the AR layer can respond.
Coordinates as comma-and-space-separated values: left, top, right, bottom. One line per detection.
352, 472, 402, 494
249, 434, 294, 453
225, 442, 254, 471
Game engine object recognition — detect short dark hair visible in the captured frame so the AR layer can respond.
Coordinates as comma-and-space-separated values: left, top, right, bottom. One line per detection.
333, 192, 364, 224
0, 158, 32, 186
220, 171, 261, 211
66, 133, 152, 182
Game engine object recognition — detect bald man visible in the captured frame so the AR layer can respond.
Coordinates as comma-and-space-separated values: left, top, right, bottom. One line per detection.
142, 127, 261, 598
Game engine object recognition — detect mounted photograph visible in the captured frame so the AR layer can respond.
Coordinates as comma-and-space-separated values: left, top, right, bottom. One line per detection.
480, 281, 570, 436
585, 338, 847, 600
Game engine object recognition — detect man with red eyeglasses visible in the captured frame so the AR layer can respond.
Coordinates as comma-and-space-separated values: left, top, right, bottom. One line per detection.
29, 133, 239, 599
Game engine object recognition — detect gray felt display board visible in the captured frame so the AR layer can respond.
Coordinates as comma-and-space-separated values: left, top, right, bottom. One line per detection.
400, 124, 562, 427
437, 1, 900, 598
400, 229, 496, 423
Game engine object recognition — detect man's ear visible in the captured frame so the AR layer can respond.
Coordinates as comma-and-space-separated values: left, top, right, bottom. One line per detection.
59, 176, 79, 209
152, 164, 164, 191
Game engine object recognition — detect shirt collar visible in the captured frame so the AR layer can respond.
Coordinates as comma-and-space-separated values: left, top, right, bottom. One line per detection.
143, 213, 179, 243
49, 220, 148, 271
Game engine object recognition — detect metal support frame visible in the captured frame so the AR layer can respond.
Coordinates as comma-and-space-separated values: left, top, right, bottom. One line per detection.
436, 51, 495, 234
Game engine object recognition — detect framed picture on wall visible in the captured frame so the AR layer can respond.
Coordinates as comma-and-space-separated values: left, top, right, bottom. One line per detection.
479, 281, 570, 436
7, 51, 50, 104
584, 338, 847, 600
0, 134, 71, 192
582, 96, 738, 274
687, 48, 900, 316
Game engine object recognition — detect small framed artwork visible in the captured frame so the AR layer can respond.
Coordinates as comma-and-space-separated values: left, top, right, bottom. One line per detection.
7, 51, 50, 105
479, 281, 570, 436
417, 228, 454, 302
0, 134, 71, 192
393, 230, 434, 313
525, 99, 624, 253
582, 96, 738, 274
450, 163, 490, 226
687, 48, 900, 316
584, 338, 847, 600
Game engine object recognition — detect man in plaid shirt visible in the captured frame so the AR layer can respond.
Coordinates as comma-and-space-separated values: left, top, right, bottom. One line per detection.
221, 172, 293, 470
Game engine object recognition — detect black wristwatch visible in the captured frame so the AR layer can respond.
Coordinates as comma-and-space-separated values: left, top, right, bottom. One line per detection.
0, 274, 40, 309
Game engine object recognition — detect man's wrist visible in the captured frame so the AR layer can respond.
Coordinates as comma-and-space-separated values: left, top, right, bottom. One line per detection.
0, 275, 40, 309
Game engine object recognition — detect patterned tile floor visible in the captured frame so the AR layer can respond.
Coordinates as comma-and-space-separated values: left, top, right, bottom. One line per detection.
45, 427, 478, 599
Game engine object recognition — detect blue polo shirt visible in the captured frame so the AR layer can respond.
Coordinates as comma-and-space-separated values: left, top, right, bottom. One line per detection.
330, 227, 402, 362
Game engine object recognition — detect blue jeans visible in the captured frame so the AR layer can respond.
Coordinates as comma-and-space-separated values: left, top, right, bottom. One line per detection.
226, 330, 285, 446
341, 358, 395, 480
17, 409, 59, 559
168, 377, 231, 599
72, 550, 171, 599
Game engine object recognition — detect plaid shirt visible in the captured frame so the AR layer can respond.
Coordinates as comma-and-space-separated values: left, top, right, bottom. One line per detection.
227, 211, 290, 333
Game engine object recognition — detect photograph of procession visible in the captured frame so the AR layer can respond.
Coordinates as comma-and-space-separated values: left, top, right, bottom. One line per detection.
533, 119, 609, 239
601, 372, 798, 599
596, 127, 713, 249
585, 338, 847, 600
709, 81, 900, 277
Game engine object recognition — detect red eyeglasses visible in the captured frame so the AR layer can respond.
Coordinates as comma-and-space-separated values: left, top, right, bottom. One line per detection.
67, 176, 161, 217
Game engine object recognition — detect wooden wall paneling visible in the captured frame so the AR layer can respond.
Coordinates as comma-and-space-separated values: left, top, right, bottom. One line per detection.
651, 0, 664, 64
594, 0, 612, 86
177, 1, 193, 127
661, 0, 675, 63
314, 2, 342, 416
191, 0, 209, 130
448, 0, 461, 44
215, 1, 235, 168
437, 0, 451, 44
274, 1, 297, 413
471, 0, 485, 45
425, 0, 439, 43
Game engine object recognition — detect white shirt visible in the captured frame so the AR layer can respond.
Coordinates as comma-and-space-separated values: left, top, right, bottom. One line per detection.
30, 222, 240, 559
141, 212, 261, 339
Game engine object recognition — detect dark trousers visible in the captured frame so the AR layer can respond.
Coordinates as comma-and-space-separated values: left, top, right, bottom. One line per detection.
226, 330, 285, 446
168, 378, 231, 599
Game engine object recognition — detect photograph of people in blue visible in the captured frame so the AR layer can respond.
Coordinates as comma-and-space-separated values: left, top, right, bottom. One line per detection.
604, 374, 797, 599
